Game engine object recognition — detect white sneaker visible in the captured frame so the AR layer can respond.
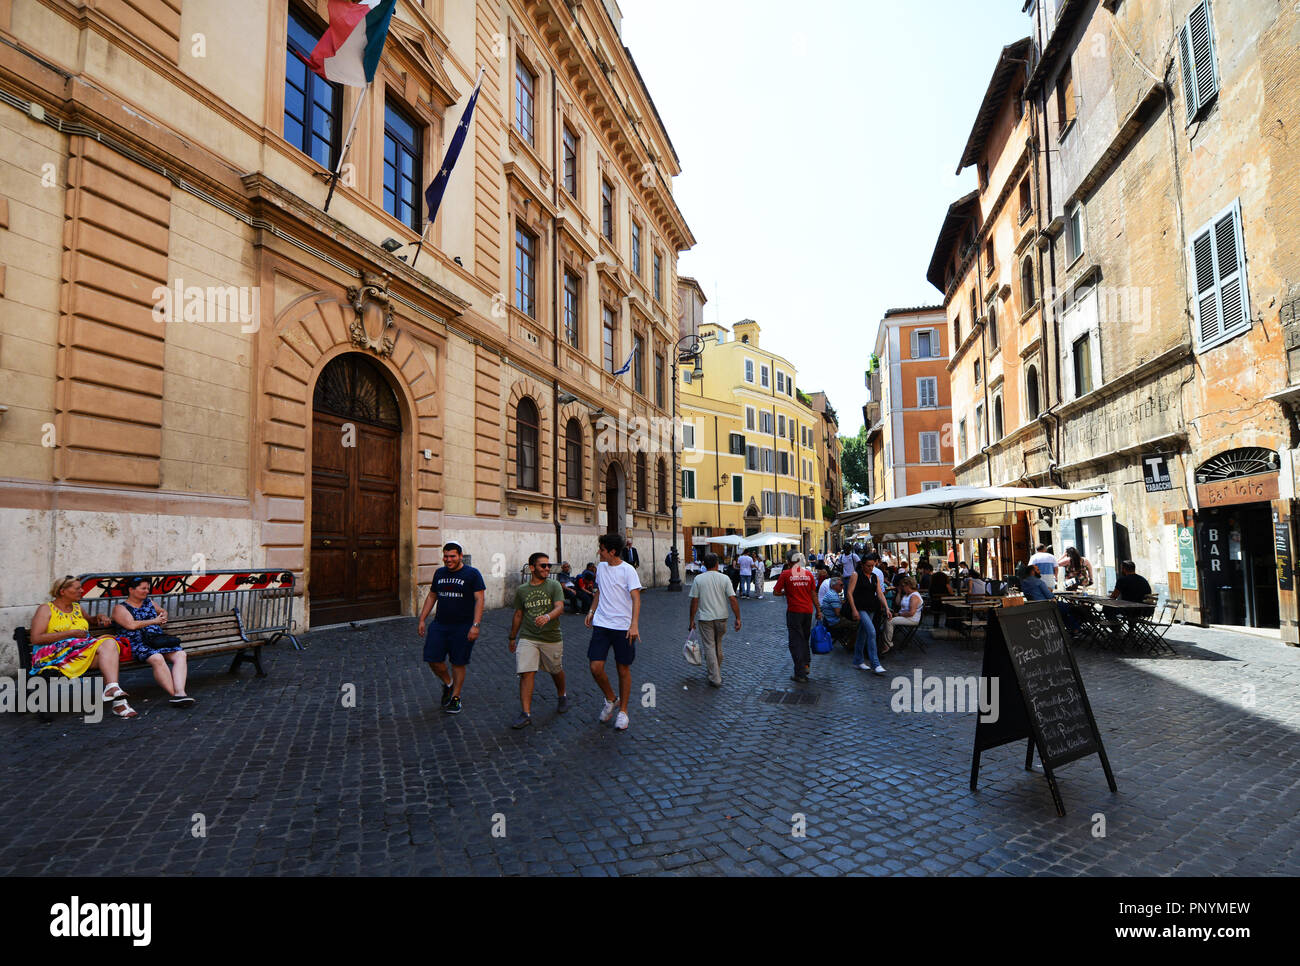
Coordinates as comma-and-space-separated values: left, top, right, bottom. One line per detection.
853, 663, 871, 671
599, 699, 616, 723
614, 711, 629, 731
873, 665, 886, 675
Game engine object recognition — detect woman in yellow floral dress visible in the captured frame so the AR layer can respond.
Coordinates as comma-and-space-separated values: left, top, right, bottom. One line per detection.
28, 575, 137, 718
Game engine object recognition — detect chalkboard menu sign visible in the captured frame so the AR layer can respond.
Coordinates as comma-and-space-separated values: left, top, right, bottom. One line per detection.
970, 601, 1116, 816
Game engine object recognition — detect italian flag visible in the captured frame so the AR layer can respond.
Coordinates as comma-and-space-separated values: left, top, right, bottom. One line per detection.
307, 0, 397, 87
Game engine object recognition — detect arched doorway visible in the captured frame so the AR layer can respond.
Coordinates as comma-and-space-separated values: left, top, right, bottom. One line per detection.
309, 353, 403, 624
604, 461, 626, 535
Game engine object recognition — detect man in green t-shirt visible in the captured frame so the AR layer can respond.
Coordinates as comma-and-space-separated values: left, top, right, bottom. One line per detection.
508, 551, 568, 729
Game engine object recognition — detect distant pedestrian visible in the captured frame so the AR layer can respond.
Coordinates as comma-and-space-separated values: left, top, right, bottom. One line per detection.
1029, 545, 1058, 590
688, 553, 741, 687
585, 532, 642, 731
417, 542, 486, 715
737, 550, 756, 597
507, 552, 569, 729
774, 552, 821, 682
624, 535, 641, 569
847, 554, 889, 673
840, 546, 860, 579
1058, 546, 1094, 591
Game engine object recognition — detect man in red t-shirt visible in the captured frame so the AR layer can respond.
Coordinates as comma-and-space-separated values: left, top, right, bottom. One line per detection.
774, 552, 822, 682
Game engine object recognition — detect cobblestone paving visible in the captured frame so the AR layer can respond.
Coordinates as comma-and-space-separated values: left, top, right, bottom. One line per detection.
2, 583, 1298, 876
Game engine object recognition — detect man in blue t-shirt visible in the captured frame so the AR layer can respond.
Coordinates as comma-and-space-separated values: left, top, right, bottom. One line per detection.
417, 542, 486, 715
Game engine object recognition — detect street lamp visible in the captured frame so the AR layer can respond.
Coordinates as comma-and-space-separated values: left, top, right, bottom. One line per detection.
668, 333, 705, 591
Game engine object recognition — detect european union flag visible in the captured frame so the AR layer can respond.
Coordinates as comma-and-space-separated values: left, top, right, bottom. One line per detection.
424, 69, 484, 226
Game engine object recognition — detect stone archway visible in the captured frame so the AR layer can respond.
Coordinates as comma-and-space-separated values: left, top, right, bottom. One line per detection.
259, 287, 443, 626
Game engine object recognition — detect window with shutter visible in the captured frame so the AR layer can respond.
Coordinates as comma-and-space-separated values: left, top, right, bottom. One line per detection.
920, 432, 939, 464
745, 407, 755, 430
731, 475, 743, 503
729, 433, 745, 455
1179, 0, 1219, 124
1190, 199, 1250, 351
746, 445, 758, 471
918, 377, 937, 409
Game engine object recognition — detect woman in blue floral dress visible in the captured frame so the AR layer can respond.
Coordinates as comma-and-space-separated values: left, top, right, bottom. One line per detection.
111, 576, 194, 707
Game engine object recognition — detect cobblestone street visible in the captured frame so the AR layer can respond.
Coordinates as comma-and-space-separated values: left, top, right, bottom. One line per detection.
2, 583, 1298, 877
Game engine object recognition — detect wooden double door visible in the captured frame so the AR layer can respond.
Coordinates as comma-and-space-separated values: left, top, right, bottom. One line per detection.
309, 355, 403, 625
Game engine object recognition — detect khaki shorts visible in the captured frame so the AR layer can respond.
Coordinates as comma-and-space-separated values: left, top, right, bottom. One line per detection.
516, 637, 564, 675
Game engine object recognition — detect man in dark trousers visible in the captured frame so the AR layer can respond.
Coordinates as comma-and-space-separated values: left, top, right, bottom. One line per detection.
417, 542, 486, 715
624, 534, 641, 569
774, 552, 822, 683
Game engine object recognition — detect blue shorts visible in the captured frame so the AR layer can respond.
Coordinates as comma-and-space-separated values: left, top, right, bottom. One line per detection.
424, 622, 475, 666
587, 625, 635, 666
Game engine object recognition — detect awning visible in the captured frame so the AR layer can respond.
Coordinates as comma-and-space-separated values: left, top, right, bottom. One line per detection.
877, 527, 1000, 542
832, 485, 1104, 551
691, 534, 743, 546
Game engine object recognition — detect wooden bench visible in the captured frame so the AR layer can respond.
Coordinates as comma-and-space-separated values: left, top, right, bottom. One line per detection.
16, 607, 267, 681
13, 568, 299, 695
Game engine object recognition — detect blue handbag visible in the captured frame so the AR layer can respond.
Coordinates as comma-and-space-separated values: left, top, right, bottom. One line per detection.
811, 622, 833, 654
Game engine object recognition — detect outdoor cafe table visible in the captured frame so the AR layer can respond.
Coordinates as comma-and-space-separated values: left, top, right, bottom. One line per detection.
944, 597, 1001, 643
1057, 593, 1154, 649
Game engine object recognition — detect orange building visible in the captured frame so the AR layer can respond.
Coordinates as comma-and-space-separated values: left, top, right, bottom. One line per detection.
867, 306, 955, 510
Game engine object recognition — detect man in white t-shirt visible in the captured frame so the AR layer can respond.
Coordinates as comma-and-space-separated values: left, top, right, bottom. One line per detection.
1028, 545, 1058, 590
737, 551, 755, 598
585, 532, 642, 732
840, 548, 860, 579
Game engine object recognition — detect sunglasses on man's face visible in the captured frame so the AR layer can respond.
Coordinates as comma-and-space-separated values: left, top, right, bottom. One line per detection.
536, 563, 551, 569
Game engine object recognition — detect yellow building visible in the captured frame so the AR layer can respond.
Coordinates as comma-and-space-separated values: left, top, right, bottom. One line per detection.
678, 320, 825, 556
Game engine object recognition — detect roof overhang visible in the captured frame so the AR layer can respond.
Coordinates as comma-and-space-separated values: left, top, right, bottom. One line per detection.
925, 190, 980, 293
957, 37, 1033, 174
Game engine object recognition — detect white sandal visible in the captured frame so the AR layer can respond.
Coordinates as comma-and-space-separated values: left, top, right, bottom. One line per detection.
103, 684, 129, 701
111, 698, 138, 719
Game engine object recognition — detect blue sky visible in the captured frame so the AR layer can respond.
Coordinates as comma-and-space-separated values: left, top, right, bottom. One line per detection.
620, 0, 1033, 433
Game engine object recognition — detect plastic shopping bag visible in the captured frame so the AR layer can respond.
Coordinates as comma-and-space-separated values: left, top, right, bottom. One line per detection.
683, 629, 702, 666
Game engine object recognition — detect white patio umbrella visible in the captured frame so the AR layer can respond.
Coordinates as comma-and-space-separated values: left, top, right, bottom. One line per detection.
832, 485, 1104, 563
738, 531, 801, 550
692, 534, 743, 546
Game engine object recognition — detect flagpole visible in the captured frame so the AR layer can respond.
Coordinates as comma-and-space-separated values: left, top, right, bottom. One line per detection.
324, 86, 368, 213
410, 219, 432, 272
409, 66, 486, 272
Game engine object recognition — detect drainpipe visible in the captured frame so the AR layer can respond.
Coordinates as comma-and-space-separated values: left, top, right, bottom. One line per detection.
550, 67, 562, 563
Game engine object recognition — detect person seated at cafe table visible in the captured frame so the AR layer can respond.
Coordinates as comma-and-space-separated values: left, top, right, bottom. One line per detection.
966, 570, 988, 596
1020, 564, 1054, 602
1019, 564, 1081, 631
1109, 560, 1154, 618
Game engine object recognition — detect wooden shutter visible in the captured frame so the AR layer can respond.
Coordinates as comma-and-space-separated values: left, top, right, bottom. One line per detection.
1190, 200, 1249, 349
1178, 20, 1198, 123
1181, 1, 1218, 124
1189, 2, 1218, 113
910, 330, 919, 358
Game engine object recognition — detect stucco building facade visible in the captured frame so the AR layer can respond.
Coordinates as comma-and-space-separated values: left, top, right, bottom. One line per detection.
0, 0, 694, 666
677, 319, 827, 555
1027, 0, 1300, 639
